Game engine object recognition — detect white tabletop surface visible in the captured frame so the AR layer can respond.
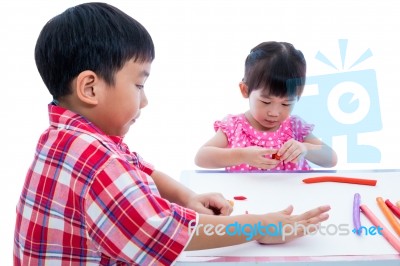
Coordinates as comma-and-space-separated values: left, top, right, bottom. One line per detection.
177, 169, 400, 264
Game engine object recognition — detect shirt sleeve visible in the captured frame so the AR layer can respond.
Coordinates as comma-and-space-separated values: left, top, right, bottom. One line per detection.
290, 115, 315, 142
84, 158, 198, 265
131, 152, 154, 176
117, 141, 154, 176
214, 115, 238, 143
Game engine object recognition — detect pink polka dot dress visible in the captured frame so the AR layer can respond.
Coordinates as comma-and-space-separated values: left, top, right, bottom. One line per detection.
214, 114, 314, 172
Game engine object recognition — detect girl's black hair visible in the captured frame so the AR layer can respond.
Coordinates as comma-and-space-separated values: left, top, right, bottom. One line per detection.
243, 41, 306, 98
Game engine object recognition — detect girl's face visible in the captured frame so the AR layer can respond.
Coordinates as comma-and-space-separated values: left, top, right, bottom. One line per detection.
246, 88, 297, 131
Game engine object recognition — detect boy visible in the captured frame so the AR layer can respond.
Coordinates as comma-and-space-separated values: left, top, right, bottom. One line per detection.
14, 3, 330, 265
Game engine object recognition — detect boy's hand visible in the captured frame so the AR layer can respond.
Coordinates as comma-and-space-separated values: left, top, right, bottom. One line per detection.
186, 193, 233, 216
241, 146, 280, 169
257, 205, 330, 244
277, 139, 307, 163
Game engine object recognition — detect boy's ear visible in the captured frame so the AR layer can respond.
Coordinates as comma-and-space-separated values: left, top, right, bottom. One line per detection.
75, 70, 100, 105
239, 81, 249, 98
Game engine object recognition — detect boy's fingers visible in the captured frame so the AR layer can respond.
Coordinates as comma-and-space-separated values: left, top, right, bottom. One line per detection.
278, 205, 294, 215
296, 213, 330, 228
220, 205, 233, 216
214, 200, 234, 216
295, 205, 331, 222
284, 218, 327, 242
200, 206, 215, 215
208, 197, 234, 216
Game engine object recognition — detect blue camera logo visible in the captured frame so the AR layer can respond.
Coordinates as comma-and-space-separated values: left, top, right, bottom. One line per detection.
293, 39, 382, 163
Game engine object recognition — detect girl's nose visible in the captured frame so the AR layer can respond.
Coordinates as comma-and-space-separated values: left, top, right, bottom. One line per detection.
267, 108, 279, 117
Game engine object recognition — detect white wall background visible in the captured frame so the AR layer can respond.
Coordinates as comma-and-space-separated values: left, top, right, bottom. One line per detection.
1, 0, 399, 262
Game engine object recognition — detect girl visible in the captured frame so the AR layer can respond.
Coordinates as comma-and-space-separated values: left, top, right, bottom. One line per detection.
195, 41, 337, 172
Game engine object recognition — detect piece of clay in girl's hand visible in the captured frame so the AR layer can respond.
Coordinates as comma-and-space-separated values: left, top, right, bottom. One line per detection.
272, 153, 281, 160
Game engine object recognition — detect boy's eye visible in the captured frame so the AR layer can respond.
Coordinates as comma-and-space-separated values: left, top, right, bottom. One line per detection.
261, 100, 271, 104
136, 84, 144, 90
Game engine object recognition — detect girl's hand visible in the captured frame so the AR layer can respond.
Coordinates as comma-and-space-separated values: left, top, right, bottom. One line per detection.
241, 146, 280, 170
257, 205, 330, 244
277, 139, 307, 163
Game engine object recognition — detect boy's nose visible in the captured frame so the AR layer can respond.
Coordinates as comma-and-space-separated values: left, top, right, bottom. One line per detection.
140, 91, 148, 109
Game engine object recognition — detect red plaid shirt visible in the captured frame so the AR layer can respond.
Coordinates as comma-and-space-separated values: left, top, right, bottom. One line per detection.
14, 104, 198, 265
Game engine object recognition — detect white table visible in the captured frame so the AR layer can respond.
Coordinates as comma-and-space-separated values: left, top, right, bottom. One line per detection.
176, 169, 400, 265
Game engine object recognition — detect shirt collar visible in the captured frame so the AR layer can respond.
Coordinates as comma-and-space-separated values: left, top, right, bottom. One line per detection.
48, 103, 124, 146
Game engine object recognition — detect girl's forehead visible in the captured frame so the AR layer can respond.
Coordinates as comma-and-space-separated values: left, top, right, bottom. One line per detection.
256, 89, 297, 100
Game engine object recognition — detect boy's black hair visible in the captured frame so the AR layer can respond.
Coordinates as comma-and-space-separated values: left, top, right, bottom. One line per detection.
243, 41, 306, 98
35, 2, 155, 99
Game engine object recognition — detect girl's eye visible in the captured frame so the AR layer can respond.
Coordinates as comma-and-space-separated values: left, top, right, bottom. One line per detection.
261, 101, 271, 104
136, 84, 144, 90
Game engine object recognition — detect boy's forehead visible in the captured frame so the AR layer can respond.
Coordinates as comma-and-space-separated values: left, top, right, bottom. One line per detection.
125, 60, 152, 76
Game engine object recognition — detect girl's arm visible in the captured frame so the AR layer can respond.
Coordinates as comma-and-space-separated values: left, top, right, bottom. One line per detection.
303, 133, 338, 167
195, 130, 239, 168
195, 129, 277, 169
195, 129, 244, 168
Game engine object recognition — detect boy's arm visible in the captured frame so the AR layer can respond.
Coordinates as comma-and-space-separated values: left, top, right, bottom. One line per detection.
186, 205, 331, 250
151, 170, 233, 215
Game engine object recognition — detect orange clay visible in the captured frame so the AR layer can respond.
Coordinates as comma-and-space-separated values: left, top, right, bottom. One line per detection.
302, 176, 377, 186
377, 197, 400, 236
